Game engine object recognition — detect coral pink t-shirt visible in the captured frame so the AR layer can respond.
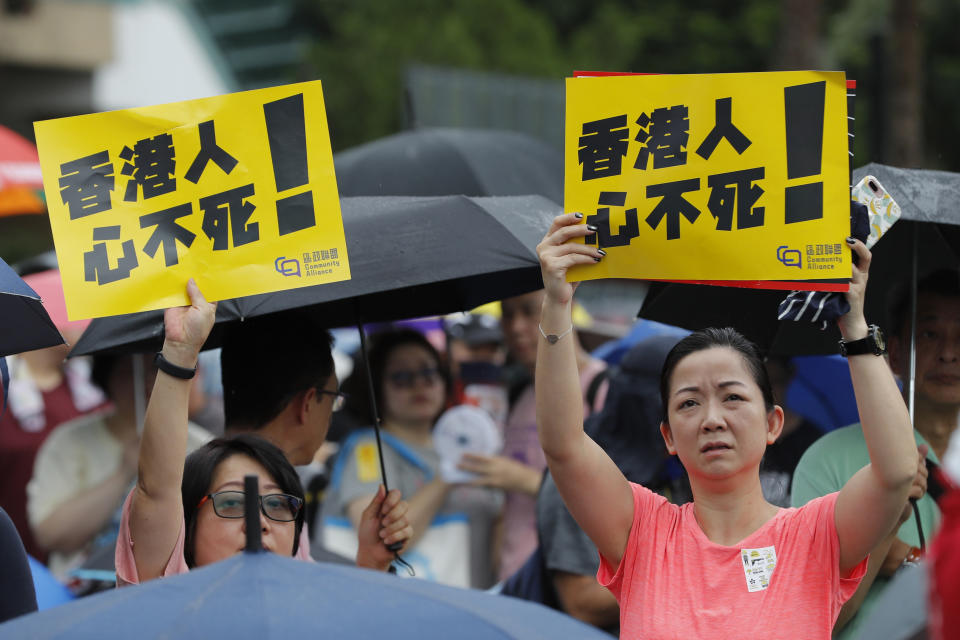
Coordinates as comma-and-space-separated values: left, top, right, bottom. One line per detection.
115, 489, 312, 586
598, 483, 867, 639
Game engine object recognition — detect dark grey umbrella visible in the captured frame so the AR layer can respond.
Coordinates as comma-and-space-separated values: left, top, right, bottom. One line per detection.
334, 128, 563, 204
0, 255, 64, 357
638, 164, 960, 356
71, 195, 557, 357
0, 256, 65, 415
850, 164, 960, 421
71, 194, 557, 554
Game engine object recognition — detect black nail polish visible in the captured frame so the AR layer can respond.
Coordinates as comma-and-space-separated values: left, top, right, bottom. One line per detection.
845, 237, 856, 244
574, 212, 583, 219
587, 224, 598, 232
598, 248, 607, 256
594, 256, 602, 262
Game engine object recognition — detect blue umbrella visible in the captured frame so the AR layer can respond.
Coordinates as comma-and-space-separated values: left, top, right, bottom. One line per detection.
592, 318, 691, 365
0, 551, 610, 639
0, 255, 63, 357
785, 355, 858, 433
26, 557, 74, 611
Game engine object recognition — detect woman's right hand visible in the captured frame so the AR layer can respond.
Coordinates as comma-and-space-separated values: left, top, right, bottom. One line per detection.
536, 213, 604, 305
162, 278, 217, 366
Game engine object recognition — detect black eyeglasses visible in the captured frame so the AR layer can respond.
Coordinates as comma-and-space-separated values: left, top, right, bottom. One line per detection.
316, 388, 348, 411
196, 491, 303, 522
386, 367, 441, 388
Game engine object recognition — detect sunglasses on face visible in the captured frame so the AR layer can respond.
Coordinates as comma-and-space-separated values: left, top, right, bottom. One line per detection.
196, 491, 303, 522
386, 367, 441, 388
316, 388, 348, 412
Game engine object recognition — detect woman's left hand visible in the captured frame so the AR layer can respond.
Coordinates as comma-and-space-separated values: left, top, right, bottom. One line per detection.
355, 486, 412, 571
839, 238, 871, 339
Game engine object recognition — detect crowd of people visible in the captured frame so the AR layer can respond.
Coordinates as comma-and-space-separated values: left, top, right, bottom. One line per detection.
1, 215, 959, 639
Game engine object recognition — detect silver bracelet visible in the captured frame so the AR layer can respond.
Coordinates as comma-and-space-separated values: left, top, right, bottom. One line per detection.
538, 323, 573, 345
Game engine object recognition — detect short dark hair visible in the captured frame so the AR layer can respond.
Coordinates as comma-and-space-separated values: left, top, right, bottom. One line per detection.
888, 269, 960, 338
221, 311, 335, 430
659, 327, 775, 423
181, 433, 304, 568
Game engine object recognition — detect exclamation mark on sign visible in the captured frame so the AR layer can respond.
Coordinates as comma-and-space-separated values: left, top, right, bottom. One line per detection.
263, 93, 315, 235
783, 81, 826, 224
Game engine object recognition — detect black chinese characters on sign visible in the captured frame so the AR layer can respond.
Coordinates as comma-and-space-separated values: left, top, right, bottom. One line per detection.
59, 93, 318, 287
575, 82, 826, 246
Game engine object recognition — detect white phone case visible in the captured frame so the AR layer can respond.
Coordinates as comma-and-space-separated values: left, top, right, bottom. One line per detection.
851, 175, 901, 249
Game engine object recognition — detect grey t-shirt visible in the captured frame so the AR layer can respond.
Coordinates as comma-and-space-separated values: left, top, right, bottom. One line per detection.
537, 471, 618, 636
319, 428, 502, 589
537, 471, 601, 577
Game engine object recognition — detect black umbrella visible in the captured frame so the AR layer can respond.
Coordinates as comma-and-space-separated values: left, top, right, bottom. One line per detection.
0, 255, 64, 415
71, 195, 557, 356
0, 255, 64, 357
334, 128, 563, 204
638, 163, 960, 356
71, 194, 557, 555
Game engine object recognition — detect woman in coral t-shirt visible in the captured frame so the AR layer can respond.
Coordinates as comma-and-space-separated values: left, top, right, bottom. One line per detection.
534, 214, 922, 638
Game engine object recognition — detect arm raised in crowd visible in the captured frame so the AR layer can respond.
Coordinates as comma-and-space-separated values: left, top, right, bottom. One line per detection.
129, 280, 216, 581
535, 213, 634, 568
834, 240, 919, 573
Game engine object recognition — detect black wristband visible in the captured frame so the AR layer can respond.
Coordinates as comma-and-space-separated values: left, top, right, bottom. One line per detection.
154, 352, 197, 379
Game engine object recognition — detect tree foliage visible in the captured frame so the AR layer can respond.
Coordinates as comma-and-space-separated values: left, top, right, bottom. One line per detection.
300, 0, 957, 169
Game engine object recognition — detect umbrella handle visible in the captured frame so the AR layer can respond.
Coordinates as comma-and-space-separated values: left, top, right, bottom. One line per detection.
910, 498, 925, 552
356, 321, 414, 572
245, 475, 262, 553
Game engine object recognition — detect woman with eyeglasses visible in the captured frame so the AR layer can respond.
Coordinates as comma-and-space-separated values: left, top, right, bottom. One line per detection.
320, 328, 503, 589
115, 282, 412, 585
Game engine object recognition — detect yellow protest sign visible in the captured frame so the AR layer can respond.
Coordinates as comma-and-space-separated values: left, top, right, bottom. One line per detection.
565, 71, 851, 285
34, 80, 349, 320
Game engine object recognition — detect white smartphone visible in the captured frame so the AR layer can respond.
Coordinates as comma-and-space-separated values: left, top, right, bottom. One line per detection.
851, 175, 901, 249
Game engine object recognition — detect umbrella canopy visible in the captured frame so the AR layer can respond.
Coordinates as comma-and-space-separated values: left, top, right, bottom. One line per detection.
0, 125, 45, 217
0, 125, 51, 265
638, 163, 960, 355
0, 256, 64, 357
21, 269, 91, 340
0, 551, 610, 639
849, 163, 960, 324
71, 195, 557, 356
334, 128, 563, 204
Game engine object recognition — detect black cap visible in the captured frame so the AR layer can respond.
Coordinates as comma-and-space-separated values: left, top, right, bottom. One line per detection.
444, 313, 503, 347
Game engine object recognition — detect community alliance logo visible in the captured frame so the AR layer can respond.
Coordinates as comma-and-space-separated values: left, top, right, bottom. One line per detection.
275, 256, 301, 277
776, 245, 801, 268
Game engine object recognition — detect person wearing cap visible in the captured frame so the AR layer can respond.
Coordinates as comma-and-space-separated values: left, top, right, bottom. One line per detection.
445, 313, 505, 377
444, 312, 508, 424
457, 289, 608, 582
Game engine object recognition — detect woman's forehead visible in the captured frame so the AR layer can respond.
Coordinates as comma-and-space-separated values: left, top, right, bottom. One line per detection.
210, 454, 279, 492
670, 346, 754, 388
386, 342, 436, 367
